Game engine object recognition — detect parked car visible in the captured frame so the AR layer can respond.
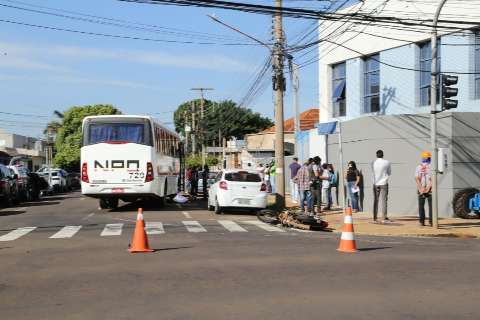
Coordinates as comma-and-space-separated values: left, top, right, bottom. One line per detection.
0, 164, 19, 207
207, 169, 267, 214
8, 165, 30, 201
66, 172, 81, 190
38, 169, 68, 193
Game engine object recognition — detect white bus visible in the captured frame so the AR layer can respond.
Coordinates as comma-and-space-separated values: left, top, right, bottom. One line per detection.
80, 115, 182, 209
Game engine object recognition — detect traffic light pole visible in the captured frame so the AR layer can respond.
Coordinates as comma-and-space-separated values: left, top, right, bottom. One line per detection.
430, 0, 447, 229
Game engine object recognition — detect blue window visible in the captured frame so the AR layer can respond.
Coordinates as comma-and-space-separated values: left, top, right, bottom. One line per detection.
364, 54, 380, 113
419, 40, 441, 106
88, 123, 145, 145
332, 62, 346, 117
475, 31, 480, 99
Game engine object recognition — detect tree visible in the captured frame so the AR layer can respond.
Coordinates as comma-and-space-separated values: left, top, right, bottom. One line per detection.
174, 99, 273, 150
53, 105, 121, 171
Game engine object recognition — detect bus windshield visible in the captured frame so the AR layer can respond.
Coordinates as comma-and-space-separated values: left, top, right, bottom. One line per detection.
84, 121, 152, 146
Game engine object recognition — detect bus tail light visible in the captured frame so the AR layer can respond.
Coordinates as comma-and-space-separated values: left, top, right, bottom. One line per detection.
81, 162, 89, 183
219, 181, 228, 190
260, 183, 267, 192
145, 162, 154, 182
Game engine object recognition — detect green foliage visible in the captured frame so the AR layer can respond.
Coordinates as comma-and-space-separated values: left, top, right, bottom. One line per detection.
186, 154, 219, 169
53, 105, 121, 171
174, 99, 273, 150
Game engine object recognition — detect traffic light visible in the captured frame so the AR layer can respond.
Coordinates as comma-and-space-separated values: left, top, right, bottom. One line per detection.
441, 74, 458, 111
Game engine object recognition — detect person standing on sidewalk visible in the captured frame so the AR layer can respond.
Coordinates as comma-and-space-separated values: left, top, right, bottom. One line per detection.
289, 157, 301, 204
321, 163, 332, 210
415, 151, 433, 226
345, 161, 361, 212
310, 156, 323, 214
294, 160, 313, 215
269, 160, 277, 195
372, 150, 391, 223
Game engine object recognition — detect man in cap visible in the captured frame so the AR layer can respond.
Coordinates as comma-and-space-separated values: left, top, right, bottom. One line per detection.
415, 151, 433, 226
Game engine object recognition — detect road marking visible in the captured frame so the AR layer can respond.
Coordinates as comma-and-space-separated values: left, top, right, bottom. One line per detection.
0, 227, 36, 241
50, 226, 82, 239
82, 213, 95, 220
145, 222, 164, 235
80, 198, 86, 201
101, 223, 123, 236
244, 220, 285, 232
112, 218, 136, 223
182, 211, 192, 219
218, 220, 247, 232
182, 221, 207, 233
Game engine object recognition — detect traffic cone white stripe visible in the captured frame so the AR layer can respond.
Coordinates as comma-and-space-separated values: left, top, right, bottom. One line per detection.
340, 232, 355, 241
344, 215, 353, 224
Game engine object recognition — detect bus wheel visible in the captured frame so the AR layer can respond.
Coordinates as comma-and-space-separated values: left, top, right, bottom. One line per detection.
109, 198, 119, 210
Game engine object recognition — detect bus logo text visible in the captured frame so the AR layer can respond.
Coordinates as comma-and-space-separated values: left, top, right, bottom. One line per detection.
94, 160, 140, 169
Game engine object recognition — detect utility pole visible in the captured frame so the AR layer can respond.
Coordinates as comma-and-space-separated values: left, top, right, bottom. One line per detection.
430, 0, 447, 229
273, 0, 286, 209
191, 87, 214, 167
191, 100, 196, 154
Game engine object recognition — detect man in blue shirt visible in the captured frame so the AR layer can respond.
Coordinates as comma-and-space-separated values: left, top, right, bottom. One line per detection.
289, 157, 301, 203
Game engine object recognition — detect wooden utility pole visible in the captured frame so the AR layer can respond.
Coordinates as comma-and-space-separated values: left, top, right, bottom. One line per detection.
273, 0, 286, 209
191, 87, 214, 166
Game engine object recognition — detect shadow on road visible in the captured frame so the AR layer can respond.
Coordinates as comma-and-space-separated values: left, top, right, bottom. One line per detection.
0, 210, 26, 216
20, 201, 60, 207
152, 246, 193, 253
358, 246, 392, 252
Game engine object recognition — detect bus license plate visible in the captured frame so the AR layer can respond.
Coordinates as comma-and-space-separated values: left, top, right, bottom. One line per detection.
112, 188, 124, 193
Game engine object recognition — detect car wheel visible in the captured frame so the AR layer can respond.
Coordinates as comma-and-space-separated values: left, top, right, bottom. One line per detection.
207, 198, 214, 211
99, 198, 109, 209
214, 198, 223, 215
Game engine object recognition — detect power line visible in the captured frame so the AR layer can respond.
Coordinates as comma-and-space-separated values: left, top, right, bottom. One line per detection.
0, 18, 263, 46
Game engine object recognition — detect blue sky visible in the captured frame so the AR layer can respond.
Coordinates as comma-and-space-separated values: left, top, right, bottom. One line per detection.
0, 0, 330, 138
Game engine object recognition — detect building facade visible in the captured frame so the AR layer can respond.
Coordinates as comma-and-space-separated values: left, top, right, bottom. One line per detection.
0, 129, 45, 171
316, 0, 480, 217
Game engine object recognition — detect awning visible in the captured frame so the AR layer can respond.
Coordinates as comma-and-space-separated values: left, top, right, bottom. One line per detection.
317, 122, 337, 135
332, 80, 346, 101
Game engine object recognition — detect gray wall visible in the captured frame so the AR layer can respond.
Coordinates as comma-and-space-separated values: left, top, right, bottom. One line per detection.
326, 113, 480, 218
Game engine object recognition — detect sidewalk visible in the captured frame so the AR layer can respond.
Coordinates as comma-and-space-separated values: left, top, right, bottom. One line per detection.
281, 195, 480, 239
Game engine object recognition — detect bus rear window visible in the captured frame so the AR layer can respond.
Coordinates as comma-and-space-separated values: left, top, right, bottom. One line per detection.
225, 172, 261, 182
86, 123, 147, 145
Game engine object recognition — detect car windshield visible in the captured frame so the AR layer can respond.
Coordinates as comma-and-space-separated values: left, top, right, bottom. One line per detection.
225, 171, 261, 182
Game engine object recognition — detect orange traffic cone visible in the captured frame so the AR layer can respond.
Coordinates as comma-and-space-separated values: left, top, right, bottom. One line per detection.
129, 208, 153, 253
337, 207, 358, 253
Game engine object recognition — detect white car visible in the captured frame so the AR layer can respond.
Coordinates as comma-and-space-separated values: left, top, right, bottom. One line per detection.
38, 169, 68, 192
207, 170, 267, 214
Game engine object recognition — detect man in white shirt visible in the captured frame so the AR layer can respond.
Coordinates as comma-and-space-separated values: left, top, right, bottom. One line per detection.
371, 150, 391, 223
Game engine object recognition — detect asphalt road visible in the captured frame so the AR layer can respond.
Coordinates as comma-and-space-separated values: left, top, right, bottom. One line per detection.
1, 192, 479, 320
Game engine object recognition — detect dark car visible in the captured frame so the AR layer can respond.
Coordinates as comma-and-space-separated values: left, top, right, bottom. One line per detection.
8, 165, 30, 201
66, 172, 81, 190
0, 164, 19, 207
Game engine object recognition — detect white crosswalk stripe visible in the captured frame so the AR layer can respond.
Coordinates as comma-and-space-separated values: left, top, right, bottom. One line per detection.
0, 227, 37, 241
218, 220, 247, 232
182, 220, 207, 233
50, 226, 82, 239
145, 222, 164, 235
101, 223, 123, 236
243, 220, 285, 232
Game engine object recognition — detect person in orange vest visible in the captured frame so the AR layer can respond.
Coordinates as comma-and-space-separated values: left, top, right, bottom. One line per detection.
415, 151, 433, 227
